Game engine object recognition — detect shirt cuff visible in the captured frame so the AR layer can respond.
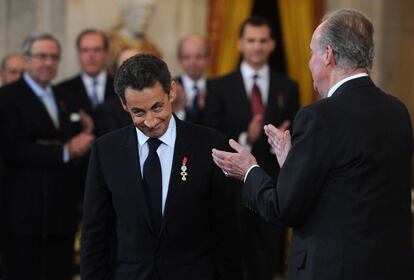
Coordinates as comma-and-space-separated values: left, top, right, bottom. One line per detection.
244, 164, 260, 182
63, 146, 70, 163
238, 132, 252, 152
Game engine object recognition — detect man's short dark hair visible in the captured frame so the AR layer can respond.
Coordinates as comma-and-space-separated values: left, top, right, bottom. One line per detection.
76, 29, 109, 51
114, 54, 172, 103
239, 16, 274, 38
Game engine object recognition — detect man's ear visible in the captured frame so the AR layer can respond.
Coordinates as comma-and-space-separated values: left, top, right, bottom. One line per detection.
325, 45, 335, 66
169, 81, 177, 103
120, 98, 129, 112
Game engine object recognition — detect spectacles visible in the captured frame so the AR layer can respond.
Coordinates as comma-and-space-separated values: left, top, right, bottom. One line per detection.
29, 53, 60, 62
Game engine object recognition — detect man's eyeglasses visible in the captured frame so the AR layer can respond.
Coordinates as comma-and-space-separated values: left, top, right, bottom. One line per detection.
29, 53, 60, 62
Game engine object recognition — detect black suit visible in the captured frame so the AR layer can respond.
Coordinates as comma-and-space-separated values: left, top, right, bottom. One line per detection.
81, 117, 242, 280
57, 74, 117, 117
243, 77, 414, 280
204, 69, 299, 278
94, 97, 131, 136
0, 78, 86, 280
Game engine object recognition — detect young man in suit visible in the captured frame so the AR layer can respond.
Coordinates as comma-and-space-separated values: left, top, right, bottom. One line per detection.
212, 9, 414, 280
175, 35, 210, 124
203, 16, 299, 279
0, 34, 95, 280
58, 29, 117, 117
81, 54, 242, 280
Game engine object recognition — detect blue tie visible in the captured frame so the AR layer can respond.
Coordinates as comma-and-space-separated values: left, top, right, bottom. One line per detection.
91, 78, 99, 108
41, 89, 59, 128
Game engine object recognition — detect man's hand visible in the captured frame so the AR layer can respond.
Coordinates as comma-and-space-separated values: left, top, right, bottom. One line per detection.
264, 124, 291, 167
212, 139, 258, 181
197, 88, 207, 111
80, 109, 94, 134
65, 132, 95, 160
247, 114, 263, 144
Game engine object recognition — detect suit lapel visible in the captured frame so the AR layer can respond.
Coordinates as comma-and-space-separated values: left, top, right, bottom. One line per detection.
104, 76, 115, 101
120, 125, 155, 234
234, 70, 253, 119
20, 79, 58, 133
75, 76, 94, 114
161, 117, 194, 234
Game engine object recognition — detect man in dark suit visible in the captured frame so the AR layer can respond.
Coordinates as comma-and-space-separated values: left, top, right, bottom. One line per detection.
174, 35, 210, 125
204, 16, 299, 279
81, 54, 242, 280
212, 9, 414, 280
0, 34, 95, 280
58, 29, 117, 117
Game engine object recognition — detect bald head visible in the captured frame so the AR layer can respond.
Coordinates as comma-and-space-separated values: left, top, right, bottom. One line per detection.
177, 35, 209, 81
1, 53, 25, 85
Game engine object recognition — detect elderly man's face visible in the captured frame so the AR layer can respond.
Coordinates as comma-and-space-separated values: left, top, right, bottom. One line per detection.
25, 39, 60, 87
178, 37, 209, 81
308, 24, 329, 98
122, 81, 176, 138
0, 55, 25, 85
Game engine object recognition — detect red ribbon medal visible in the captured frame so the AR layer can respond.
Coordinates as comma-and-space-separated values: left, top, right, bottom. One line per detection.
180, 156, 188, 181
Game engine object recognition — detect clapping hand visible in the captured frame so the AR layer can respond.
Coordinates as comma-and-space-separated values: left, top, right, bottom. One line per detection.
264, 122, 292, 167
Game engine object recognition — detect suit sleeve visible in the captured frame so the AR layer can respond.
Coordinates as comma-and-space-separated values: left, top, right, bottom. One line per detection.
81, 143, 114, 280
203, 80, 225, 132
211, 135, 243, 279
243, 107, 332, 227
0, 98, 65, 167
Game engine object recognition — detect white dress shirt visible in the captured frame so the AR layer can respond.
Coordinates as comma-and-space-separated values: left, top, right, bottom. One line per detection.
238, 62, 270, 150
81, 70, 108, 105
175, 74, 207, 120
327, 73, 369, 98
136, 116, 176, 215
240, 61, 269, 106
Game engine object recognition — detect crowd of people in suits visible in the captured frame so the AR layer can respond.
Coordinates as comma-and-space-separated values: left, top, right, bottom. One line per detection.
0, 8, 413, 280
0, 15, 298, 280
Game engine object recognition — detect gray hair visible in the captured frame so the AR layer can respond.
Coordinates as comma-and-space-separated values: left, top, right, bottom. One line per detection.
318, 9, 374, 70
21, 33, 61, 57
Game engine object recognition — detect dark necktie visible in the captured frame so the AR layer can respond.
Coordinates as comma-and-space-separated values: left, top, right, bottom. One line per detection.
143, 138, 163, 233
186, 84, 199, 123
251, 74, 265, 116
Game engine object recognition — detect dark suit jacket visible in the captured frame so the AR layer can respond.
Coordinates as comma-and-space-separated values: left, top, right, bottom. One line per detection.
94, 97, 131, 137
57, 74, 117, 117
243, 77, 414, 280
203, 69, 299, 180
81, 117, 242, 280
0, 78, 85, 236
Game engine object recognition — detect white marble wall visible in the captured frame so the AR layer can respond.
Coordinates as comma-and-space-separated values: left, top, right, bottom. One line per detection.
0, 0, 207, 82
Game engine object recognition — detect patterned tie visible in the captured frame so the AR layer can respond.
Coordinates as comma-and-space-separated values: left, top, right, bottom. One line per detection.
41, 89, 59, 129
143, 138, 163, 233
251, 74, 265, 116
90, 78, 99, 109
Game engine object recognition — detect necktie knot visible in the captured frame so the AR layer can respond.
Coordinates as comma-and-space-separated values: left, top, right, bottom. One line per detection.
253, 74, 259, 81
147, 138, 162, 152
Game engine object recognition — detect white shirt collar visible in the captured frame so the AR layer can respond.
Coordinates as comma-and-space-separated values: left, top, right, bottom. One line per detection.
136, 115, 176, 149
23, 72, 53, 98
81, 70, 107, 86
327, 73, 369, 98
181, 74, 206, 90
240, 61, 269, 81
